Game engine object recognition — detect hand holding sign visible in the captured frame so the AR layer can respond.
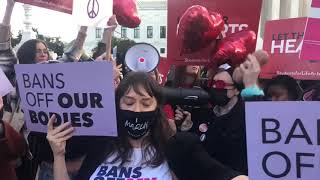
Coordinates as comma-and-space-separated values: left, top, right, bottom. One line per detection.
47, 115, 74, 157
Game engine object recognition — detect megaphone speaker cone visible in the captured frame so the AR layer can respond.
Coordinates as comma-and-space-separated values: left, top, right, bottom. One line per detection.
125, 43, 160, 72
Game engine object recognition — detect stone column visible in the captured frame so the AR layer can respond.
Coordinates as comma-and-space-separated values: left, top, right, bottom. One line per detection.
15, 4, 36, 50
280, 0, 300, 19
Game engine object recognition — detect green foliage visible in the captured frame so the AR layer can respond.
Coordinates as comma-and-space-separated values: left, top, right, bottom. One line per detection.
32, 28, 65, 57
11, 31, 22, 48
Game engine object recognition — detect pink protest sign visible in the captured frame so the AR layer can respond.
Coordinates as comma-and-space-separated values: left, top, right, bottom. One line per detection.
312, 0, 320, 8
300, 18, 320, 61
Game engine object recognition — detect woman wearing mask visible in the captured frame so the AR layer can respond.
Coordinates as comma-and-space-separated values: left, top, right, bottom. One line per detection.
174, 54, 263, 175
47, 72, 175, 180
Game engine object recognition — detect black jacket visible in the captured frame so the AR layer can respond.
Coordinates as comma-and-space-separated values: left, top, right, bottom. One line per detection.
165, 132, 241, 180
189, 99, 248, 174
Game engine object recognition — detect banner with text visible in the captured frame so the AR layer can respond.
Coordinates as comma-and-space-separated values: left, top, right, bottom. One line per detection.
73, 0, 113, 28
300, 0, 320, 61
16, 0, 73, 14
260, 18, 320, 80
168, 0, 262, 65
14, 62, 117, 136
246, 102, 320, 180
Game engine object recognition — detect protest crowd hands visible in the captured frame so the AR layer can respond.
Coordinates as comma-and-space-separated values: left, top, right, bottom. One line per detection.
240, 54, 261, 88
174, 106, 193, 131
106, 15, 118, 32
232, 175, 249, 180
46, 115, 74, 157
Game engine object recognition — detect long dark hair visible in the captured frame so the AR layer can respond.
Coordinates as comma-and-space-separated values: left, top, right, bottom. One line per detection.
173, 65, 201, 88
17, 39, 50, 64
107, 72, 172, 167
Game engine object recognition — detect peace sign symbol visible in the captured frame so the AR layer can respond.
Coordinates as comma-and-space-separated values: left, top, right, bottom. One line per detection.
87, 0, 100, 19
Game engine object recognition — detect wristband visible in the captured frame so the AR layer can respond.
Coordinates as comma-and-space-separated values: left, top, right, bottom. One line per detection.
241, 86, 264, 98
0, 40, 11, 51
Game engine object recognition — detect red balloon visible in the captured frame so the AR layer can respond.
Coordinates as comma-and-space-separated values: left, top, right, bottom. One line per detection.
113, 0, 141, 28
177, 5, 224, 54
212, 30, 257, 67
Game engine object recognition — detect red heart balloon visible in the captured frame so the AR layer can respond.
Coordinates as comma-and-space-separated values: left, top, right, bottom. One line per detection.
177, 5, 224, 54
212, 30, 257, 67
113, 0, 141, 28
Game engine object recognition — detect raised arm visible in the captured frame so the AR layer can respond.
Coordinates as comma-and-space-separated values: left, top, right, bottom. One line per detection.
61, 26, 88, 62
1, 0, 14, 44
103, 15, 117, 60
0, 0, 15, 47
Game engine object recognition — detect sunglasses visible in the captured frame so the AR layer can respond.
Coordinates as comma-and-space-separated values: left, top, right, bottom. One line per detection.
207, 80, 234, 89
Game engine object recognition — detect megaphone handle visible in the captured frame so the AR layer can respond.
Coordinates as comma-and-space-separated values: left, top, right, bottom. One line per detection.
174, 105, 192, 130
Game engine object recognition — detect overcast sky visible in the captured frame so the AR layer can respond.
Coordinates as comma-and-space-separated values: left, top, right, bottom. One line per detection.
0, 0, 80, 42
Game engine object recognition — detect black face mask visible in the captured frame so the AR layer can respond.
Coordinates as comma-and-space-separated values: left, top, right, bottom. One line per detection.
119, 109, 156, 139
208, 88, 230, 106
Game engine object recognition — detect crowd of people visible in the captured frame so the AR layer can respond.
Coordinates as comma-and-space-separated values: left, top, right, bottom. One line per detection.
1, 1, 320, 180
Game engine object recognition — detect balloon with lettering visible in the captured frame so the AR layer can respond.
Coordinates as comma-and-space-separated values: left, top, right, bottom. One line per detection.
113, 0, 141, 28
211, 30, 257, 67
177, 5, 224, 54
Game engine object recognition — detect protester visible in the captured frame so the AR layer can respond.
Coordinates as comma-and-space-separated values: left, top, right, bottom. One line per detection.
173, 65, 201, 88
0, 96, 27, 180
264, 75, 302, 101
47, 72, 175, 180
173, 54, 263, 175
16, 39, 51, 64
0, 1, 120, 179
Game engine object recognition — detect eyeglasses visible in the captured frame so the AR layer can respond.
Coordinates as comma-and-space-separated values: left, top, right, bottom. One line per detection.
207, 79, 234, 89
36, 49, 49, 55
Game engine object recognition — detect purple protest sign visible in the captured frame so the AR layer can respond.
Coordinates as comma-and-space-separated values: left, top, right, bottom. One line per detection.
0, 68, 14, 96
14, 61, 117, 136
246, 102, 320, 180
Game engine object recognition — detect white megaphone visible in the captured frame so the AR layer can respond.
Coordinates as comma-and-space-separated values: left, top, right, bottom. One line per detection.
124, 43, 160, 72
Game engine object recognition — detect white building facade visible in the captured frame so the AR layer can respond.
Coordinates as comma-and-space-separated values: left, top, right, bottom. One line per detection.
84, 0, 312, 56
84, 0, 167, 56
257, 0, 312, 49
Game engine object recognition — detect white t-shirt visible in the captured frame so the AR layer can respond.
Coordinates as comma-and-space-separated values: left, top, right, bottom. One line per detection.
89, 148, 173, 180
